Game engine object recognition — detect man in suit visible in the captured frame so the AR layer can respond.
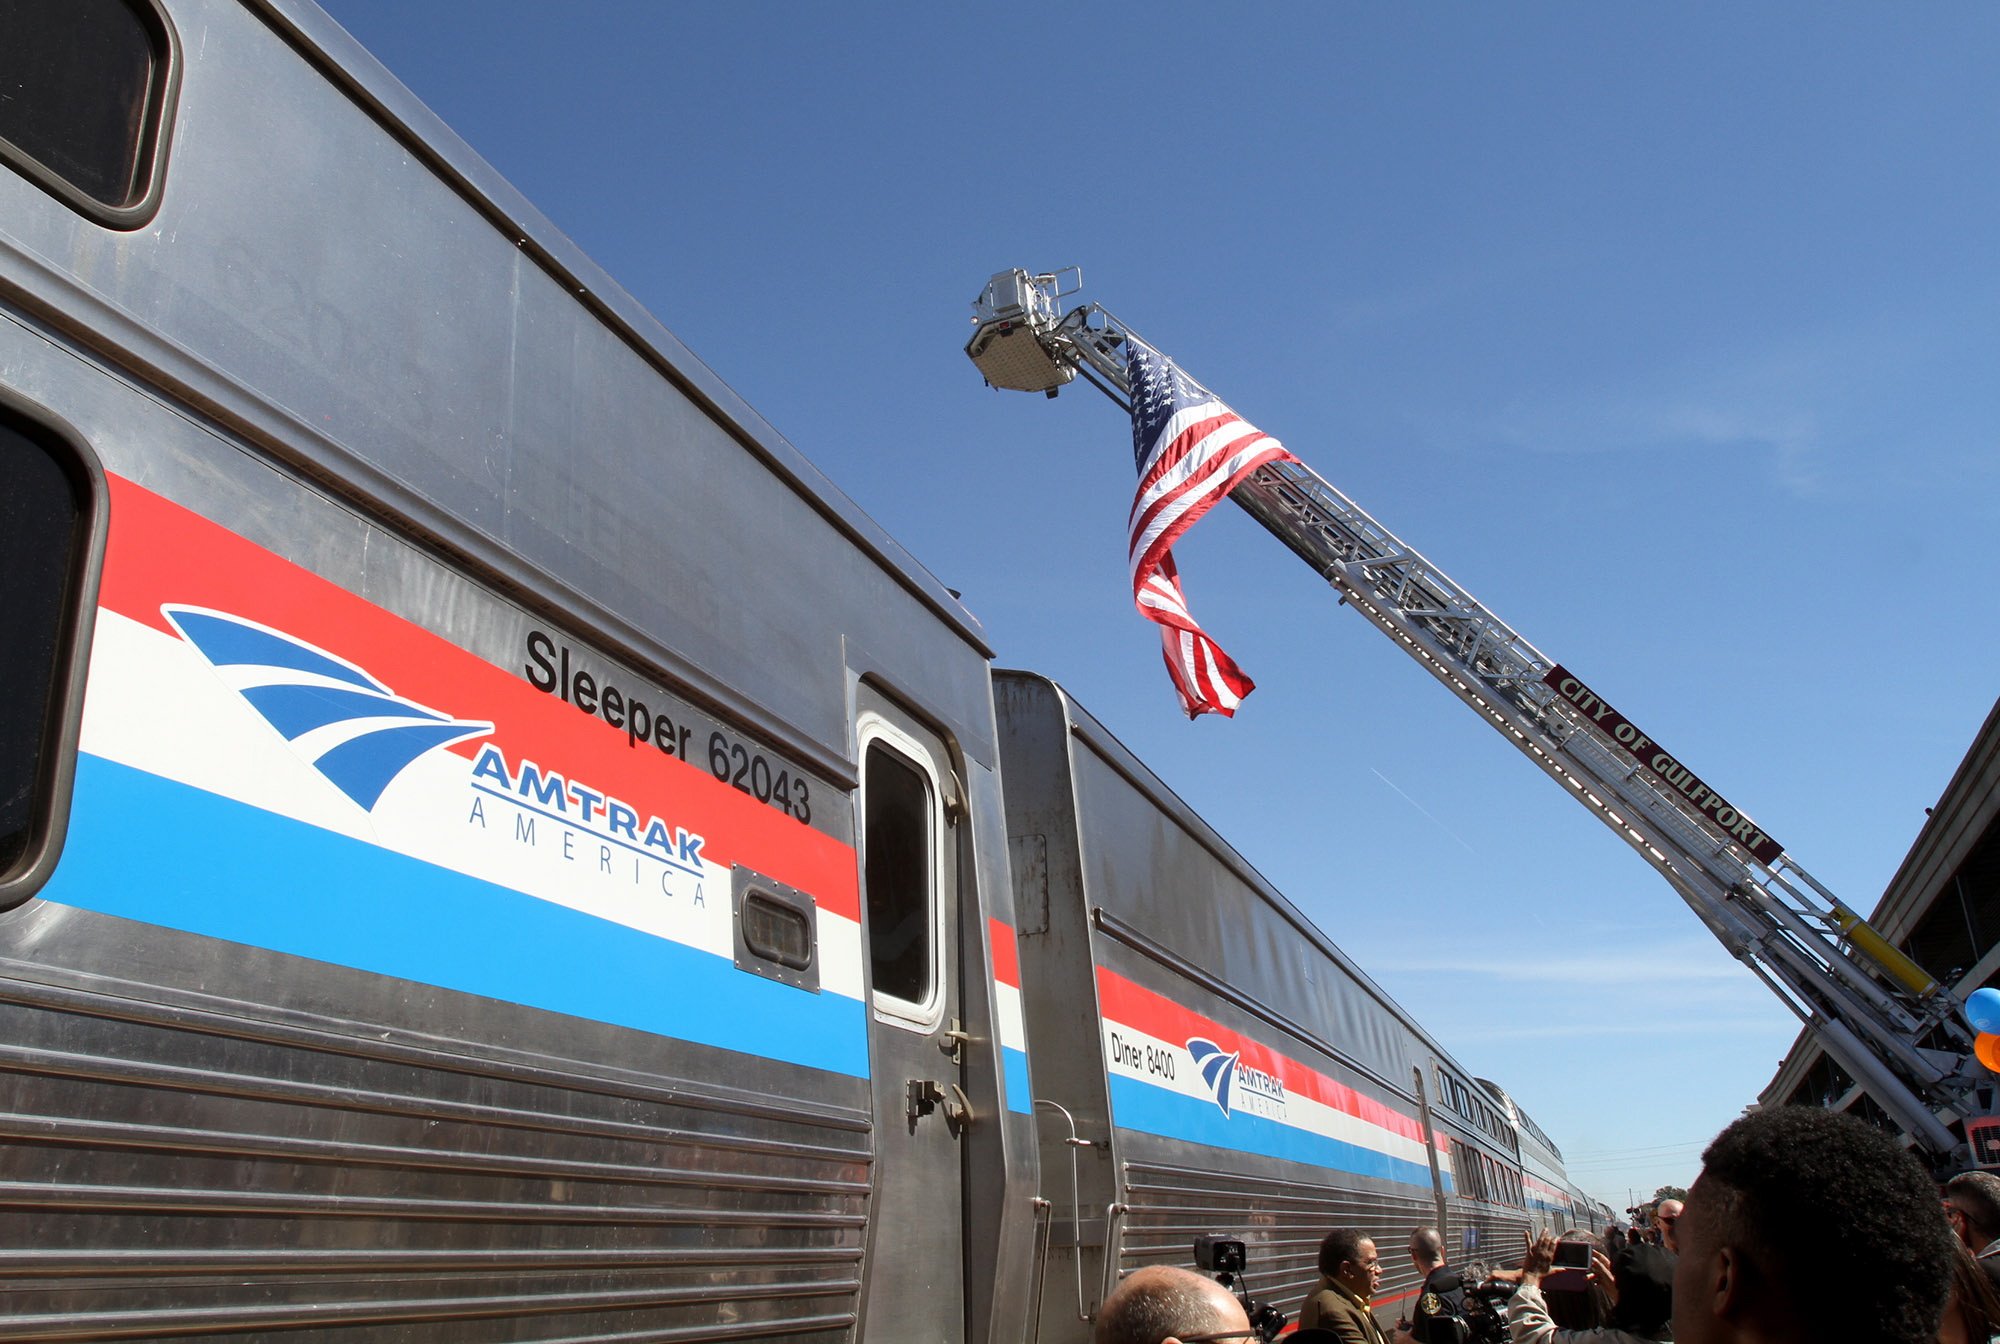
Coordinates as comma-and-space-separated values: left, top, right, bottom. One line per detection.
1300, 1228, 1388, 1344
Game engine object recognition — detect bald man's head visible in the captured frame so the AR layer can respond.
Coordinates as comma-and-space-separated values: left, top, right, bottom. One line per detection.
1095, 1265, 1251, 1344
1655, 1198, 1685, 1253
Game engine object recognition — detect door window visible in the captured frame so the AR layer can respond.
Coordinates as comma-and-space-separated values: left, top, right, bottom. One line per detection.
1, 402, 100, 903
859, 717, 946, 1029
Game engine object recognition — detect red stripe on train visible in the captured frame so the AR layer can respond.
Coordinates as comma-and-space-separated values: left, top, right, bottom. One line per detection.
989, 918, 1020, 988
1095, 966, 1427, 1143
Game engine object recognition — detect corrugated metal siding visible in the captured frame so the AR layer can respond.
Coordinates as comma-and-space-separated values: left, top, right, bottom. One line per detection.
0, 971, 869, 1342
1442, 1202, 1532, 1276
1116, 1158, 1435, 1321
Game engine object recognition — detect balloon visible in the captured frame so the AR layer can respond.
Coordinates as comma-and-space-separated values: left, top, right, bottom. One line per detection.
1976, 1033, 2000, 1073
1967, 988, 2000, 1035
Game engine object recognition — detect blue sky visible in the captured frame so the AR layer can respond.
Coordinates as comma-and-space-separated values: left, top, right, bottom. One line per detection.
316, 1, 1999, 1213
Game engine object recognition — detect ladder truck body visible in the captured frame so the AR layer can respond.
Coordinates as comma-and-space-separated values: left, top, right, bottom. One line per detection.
964, 267, 1988, 1168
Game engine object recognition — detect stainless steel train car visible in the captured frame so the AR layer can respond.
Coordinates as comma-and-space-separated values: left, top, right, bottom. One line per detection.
2, 2, 1592, 1340
992, 672, 1539, 1335
1479, 1079, 1609, 1236
1, 2, 1035, 1340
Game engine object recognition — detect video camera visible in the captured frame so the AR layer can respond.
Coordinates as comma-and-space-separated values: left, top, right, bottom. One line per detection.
1193, 1235, 1287, 1344
1459, 1270, 1519, 1344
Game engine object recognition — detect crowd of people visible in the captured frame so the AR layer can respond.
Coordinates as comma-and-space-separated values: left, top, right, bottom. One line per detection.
1093, 1106, 1996, 1344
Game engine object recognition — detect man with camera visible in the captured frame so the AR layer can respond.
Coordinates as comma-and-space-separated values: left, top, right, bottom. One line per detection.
1094, 1265, 1254, 1344
1507, 1232, 1652, 1344
1300, 1229, 1390, 1344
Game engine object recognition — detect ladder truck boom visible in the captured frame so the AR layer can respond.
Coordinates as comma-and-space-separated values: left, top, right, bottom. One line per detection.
965, 267, 1984, 1166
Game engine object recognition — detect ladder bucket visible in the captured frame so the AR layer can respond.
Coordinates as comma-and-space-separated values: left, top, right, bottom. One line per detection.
965, 269, 1078, 394
966, 317, 1076, 394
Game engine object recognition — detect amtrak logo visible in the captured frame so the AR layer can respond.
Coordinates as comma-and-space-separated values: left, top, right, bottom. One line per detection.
1186, 1036, 1288, 1119
165, 606, 492, 811
1187, 1037, 1241, 1116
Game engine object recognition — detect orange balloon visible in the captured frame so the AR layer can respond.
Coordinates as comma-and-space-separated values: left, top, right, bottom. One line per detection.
1976, 1033, 2000, 1072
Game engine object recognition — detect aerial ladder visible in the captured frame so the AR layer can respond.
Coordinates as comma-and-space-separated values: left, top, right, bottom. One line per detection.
964, 267, 1991, 1169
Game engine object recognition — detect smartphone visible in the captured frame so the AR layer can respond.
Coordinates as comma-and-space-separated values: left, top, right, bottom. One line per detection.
1544, 1240, 1592, 1292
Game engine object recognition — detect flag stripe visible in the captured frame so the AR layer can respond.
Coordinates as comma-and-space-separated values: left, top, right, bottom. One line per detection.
1133, 405, 1238, 498
1132, 412, 1272, 524
1129, 429, 1287, 585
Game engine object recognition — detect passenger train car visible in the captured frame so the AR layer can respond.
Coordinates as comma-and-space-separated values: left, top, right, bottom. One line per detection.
1, 2, 1598, 1340
1479, 1080, 1612, 1237
993, 672, 1543, 1333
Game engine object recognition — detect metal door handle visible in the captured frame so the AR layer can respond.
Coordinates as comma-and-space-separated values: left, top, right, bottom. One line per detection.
906, 1078, 972, 1136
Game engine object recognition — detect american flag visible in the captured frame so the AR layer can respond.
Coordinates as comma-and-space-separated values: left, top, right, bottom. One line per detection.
1126, 343, 1294, 718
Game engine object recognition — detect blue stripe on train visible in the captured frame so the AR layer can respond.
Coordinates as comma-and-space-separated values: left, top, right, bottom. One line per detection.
43, 754, 870, 1077
1108, 1075, 1441, 1190
1003, 1046, 1033, 1114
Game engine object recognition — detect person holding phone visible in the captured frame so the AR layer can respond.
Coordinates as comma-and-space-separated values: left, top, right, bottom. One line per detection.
1506, 1231, 1661, 1344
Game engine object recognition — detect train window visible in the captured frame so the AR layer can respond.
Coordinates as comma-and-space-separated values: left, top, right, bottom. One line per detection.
0, 0, 179, 228
0, 398, 102, 906
861, 729, 943, 1025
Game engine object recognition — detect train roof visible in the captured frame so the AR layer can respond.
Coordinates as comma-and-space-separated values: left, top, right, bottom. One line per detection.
271, 0, 989, 655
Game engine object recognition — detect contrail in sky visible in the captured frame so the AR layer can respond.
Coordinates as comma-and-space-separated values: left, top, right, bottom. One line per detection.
1371, 768, 1479, 856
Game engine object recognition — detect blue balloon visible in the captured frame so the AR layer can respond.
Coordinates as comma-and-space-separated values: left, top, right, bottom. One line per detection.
1965, 988, 2000, 1035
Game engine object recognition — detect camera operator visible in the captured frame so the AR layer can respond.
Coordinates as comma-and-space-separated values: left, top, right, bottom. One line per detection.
1095, 1265, 1254, 1344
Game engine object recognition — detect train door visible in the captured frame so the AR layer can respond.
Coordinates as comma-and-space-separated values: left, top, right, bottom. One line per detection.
856, 693, 969, 1341
1414, 1064, 1450, 1233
